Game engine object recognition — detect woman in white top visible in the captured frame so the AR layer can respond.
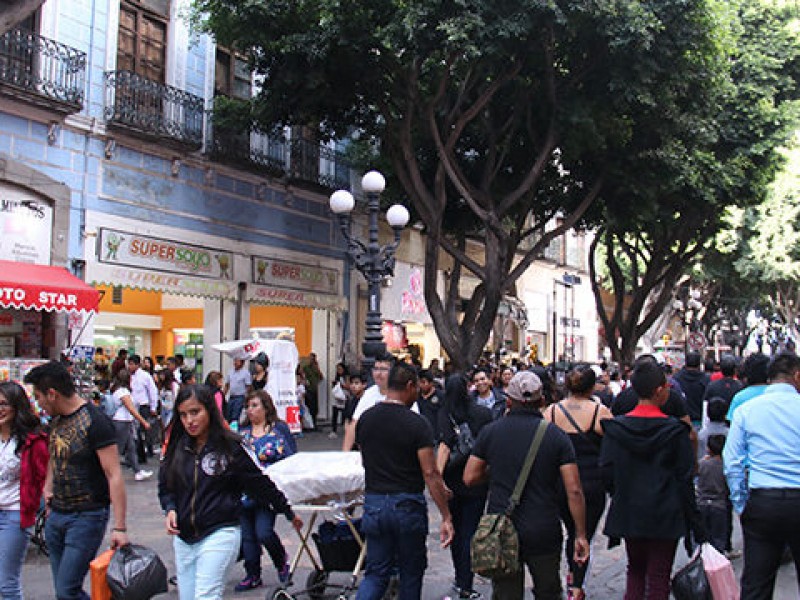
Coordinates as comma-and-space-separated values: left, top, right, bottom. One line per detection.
111, 369, 153, 481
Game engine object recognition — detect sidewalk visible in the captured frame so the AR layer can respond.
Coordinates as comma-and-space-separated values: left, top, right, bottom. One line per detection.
22, 429, 799, 598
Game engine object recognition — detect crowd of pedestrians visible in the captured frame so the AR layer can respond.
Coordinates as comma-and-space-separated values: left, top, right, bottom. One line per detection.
2, 345, 800, 600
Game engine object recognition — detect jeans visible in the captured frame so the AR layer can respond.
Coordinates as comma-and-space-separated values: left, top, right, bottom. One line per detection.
240, 505, 287, 578
623, 537, 678, 600
740, 489, 800, 600
174, 526, 241, 600
46, 507, 109, 600
449, 492, 487, 592
356, 493, 428, 600
226, 395, 245, 424
491, 551, 561, 600
0, 510, 31, 600
699, 504, 728, 554
113, 420, 139, 473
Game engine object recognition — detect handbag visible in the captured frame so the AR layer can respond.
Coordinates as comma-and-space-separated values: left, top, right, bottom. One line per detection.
671, 549, 712, 600
447, 415, 476, 469
471, 419, 548, 578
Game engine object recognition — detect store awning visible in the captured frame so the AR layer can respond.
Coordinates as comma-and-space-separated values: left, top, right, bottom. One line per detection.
0, 260, 100, 314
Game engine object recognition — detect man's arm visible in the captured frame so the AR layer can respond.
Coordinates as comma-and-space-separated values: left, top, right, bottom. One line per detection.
723, 412, 748, 515
463, 455, 488, 487
96, 444, 129, 549
342, 418, 357, 451
561, 463, 589, 564
418, 446, 453, 547
43, 460, 54, 514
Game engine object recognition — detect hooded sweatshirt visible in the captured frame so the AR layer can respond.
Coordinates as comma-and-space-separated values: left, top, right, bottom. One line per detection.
673, 368, 710, 421
600, 406, 696, 540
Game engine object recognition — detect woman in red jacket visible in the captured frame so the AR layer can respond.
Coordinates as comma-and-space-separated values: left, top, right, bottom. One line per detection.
0, 381, 48, 599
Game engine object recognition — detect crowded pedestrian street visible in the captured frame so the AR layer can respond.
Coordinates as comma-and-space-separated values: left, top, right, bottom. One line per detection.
17, 430, 799, 599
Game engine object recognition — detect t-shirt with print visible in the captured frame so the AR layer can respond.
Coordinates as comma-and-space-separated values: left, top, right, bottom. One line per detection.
226, 367, 252, 397
472, 408, 576, 555
0, 437, 21, 510
49, 402, 117, 512
356, 402, 434, 494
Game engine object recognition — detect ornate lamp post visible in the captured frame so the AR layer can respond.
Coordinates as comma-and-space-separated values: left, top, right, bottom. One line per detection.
329, 171, 410, 372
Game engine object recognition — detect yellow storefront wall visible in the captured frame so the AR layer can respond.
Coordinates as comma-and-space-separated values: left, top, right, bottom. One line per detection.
95, 286, 203, 358
250, 305, 312, 356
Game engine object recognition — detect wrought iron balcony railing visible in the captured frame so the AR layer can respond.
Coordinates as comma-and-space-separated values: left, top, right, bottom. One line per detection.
209, 125, 353, 191
0, 28, 86, 112
105, 70, 204, 149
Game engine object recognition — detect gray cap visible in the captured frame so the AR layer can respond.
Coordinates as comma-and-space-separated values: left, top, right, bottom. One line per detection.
506, 371, 543, 403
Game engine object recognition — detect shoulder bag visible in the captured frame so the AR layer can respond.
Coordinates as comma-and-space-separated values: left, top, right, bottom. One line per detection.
471, 419, 548, 579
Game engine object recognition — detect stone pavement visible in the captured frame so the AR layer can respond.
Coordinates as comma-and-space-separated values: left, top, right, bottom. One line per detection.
22, 430, 798, 598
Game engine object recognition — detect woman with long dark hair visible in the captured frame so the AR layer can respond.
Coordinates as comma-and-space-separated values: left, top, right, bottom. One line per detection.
0, 381, 48, 599
235, 389, 297, 591
158, 385, 302, 599
436, 374, 493, 599
156, 368, 179, 427
543, 364, 613, 600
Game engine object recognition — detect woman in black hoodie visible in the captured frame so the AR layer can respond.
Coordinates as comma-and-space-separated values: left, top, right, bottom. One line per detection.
158, 384, 302, 599
600, 357, 699, 600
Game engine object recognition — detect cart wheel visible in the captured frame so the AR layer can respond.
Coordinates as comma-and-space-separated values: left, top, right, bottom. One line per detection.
271, 588, 295, 600
306, 569, 329, 600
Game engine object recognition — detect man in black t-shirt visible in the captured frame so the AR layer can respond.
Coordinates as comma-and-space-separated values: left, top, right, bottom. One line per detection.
465, 371, 589, 600
356, 363, 454, 600
417, 369, 444, 443
25, 361, 129, 600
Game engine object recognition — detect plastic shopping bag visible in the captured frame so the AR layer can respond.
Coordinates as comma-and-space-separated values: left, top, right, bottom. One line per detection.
106, 544, 168, 600
90, 549, 115, 600
701, 543, 740, 600
671, 550, 712, 600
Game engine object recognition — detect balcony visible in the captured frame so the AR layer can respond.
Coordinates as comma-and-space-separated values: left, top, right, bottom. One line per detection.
209, 126, 353, 192
0, 28, 86, 113
105, 70, 204, 150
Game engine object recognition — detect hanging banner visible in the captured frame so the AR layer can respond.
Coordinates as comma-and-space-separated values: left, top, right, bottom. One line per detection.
262, 339, 301, 433
98, 228, 234, 280
0, 184, 53, 265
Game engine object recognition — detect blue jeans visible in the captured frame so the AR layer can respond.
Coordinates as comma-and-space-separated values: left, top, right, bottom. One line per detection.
227, 395, 245, 423
46, 507, 109, 600
356, 493, 428, 600
240, 504, 287, 578
174, 525, 241, 600
0, 510, 31, 600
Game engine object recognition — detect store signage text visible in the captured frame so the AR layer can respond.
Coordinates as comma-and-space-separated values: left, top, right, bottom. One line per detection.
251, 285, 344, 311
99, 229, 233, 280
251, 256, 338, 295
0, 184, 54, 265
94, 265, 235, 299
0, 287, 79, 307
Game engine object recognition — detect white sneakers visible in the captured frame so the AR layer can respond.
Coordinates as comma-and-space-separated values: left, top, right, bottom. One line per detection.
134, 469, 153, 481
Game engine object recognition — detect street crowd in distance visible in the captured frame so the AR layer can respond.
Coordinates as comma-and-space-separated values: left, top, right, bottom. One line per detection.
1, 347, 798, 600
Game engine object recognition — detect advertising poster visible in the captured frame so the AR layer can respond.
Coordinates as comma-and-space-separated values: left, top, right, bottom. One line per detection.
263, 340, 301, 433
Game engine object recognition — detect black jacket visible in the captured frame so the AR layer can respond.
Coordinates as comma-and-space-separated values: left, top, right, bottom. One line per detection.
673, 368, 709, 421
158, 436, 295, 544
600, 414, 698, 542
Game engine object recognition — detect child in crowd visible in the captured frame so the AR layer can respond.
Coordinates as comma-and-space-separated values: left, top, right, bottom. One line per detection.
697, 397, 729, 462
696, 435, 730, 554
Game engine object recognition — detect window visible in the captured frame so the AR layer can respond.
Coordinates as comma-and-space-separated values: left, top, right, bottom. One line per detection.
214, 48, 250, 100
117, 0, 168, 82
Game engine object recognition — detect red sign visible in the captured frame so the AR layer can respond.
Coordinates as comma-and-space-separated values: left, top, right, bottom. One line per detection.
0, 260, 99, 314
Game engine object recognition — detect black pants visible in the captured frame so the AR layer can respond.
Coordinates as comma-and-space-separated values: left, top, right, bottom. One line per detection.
741, 489, 800, 600
331, 406, 344, 433
305, 388, 318, 429
562, 485, 606, 588
448, 491, 487, 592
136, 405, 154, 463
699, 504, 728, 554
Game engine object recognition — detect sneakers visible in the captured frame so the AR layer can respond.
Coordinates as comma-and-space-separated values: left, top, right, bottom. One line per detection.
452, 585, 482, 599
328, 431, 338, 439
234, 576, 263, 592
134, 469, 153, 481
277, 562, 291, 586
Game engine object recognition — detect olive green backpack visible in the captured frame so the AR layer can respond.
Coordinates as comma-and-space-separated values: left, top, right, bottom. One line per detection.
470, 419, 548, 579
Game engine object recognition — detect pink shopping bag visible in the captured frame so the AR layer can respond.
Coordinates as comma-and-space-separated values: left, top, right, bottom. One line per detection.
701, 543, 740, 600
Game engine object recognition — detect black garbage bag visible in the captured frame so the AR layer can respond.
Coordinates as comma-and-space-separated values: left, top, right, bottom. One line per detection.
671, 552, 712, 600
106, 544, 168, 600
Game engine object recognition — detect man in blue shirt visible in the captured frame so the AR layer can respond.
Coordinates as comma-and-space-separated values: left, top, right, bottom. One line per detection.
726, 353, 770, 422
723, 353, 800, 599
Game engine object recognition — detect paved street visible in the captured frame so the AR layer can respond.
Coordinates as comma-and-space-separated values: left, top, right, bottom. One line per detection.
22, 430, 798, 599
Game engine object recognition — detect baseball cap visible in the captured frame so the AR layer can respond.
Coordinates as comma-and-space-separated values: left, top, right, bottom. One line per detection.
506, 371, 543, 403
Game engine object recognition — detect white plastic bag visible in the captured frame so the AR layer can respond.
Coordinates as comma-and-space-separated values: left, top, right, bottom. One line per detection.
701, 543, 739, 600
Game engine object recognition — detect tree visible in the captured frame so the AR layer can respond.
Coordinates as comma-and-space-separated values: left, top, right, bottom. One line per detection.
590, 0, 800, 364
196, 0, 742, 369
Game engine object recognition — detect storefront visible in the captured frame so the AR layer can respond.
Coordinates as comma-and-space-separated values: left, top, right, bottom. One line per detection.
378, 262, 442, 365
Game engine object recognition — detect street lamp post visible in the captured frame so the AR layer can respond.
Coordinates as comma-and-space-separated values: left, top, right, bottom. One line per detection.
329, 171, 410, 373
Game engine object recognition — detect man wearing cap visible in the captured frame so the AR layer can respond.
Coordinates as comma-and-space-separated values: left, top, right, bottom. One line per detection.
465, 371, 588, 600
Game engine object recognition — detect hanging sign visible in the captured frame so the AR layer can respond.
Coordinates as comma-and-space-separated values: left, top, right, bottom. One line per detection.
251, 256, 338, 295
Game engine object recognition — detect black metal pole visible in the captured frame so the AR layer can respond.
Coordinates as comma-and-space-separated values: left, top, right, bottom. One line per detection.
361, 190, 386, 373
